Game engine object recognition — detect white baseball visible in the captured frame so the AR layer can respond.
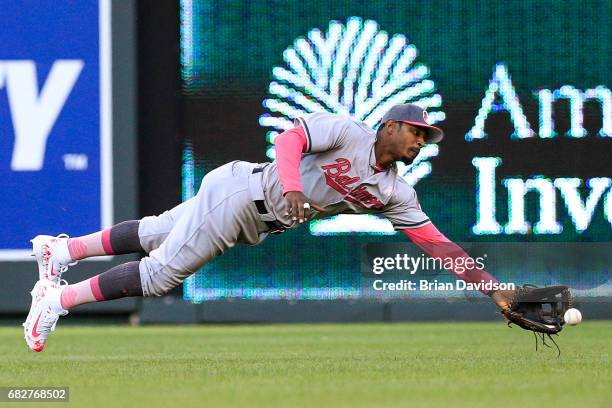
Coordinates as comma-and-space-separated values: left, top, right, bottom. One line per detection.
564, 308, 582, 326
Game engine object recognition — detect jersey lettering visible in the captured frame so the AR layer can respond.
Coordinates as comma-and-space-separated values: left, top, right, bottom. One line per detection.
321, 158, 384, 209
321, 158, 360, 194
346, 186, 384, 209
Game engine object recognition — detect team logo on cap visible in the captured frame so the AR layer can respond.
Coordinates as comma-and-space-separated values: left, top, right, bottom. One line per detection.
259, 17, 446, 234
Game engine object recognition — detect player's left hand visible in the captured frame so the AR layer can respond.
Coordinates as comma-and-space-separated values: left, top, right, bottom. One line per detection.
491, 288, 515, 310
497, 285, 573, 357
283, 191, 325, 223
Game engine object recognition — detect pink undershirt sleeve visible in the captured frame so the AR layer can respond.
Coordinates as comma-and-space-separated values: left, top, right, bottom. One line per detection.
274, 126, 308, 195
402, 223, 499, 295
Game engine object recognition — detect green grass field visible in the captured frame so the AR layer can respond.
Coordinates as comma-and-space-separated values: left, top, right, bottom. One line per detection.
0, 322, 610, 408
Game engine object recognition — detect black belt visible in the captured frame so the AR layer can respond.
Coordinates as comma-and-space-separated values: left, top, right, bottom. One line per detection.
252, 167, 286, 235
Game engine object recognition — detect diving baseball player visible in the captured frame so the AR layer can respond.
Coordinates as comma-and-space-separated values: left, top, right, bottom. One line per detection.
23, 104, 512, 352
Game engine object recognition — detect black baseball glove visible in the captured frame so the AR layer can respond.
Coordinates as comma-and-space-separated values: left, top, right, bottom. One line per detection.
500, 284, 573, 355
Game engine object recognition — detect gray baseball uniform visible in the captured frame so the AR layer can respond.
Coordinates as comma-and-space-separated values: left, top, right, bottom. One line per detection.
137, 112, 430, 296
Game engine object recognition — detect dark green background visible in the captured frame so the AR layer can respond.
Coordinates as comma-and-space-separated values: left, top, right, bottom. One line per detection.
183, 0, 610, 99
180, 0, 611, 300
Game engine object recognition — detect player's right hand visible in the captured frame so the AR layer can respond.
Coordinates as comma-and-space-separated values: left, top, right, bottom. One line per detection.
283, 191, 325, 223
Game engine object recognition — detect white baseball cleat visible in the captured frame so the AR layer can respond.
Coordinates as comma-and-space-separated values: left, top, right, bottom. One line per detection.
31, 234, 76, 283
22, 279, 68, 352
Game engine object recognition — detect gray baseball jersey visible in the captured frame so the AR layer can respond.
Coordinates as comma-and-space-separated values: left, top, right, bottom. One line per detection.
137, 112, 430, 296
261, 111, 431, 230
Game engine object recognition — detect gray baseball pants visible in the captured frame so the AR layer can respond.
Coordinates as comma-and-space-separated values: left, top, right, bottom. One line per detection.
137, 161, 271, 296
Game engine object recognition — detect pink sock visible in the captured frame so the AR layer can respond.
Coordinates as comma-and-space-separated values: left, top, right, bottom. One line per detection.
60, 276, 106, 310
67, 228, 114, 261
67, 239, 88, 260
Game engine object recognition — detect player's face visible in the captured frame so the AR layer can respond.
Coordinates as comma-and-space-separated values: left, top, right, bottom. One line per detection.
390, 122, 427, 165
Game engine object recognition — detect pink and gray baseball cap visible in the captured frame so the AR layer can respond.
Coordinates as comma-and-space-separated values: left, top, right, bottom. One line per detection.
380, 104, 444, 143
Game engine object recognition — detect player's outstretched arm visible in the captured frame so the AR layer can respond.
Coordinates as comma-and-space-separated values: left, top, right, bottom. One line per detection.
402, 223, 513, 309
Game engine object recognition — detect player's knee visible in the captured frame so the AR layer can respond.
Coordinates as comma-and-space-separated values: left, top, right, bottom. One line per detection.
146, 283, 174, 297
152, 274, 182, 296
138, 214, 173, 253
138, 258, 189, 297
142, 271, 182, 297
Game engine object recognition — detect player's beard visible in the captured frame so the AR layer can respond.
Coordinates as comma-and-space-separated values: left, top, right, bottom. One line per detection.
400, 156, 415, 165
400, 148, 419, 165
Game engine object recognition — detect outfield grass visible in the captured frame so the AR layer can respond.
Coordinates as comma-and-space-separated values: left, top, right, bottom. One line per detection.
0, 322, 610, 408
